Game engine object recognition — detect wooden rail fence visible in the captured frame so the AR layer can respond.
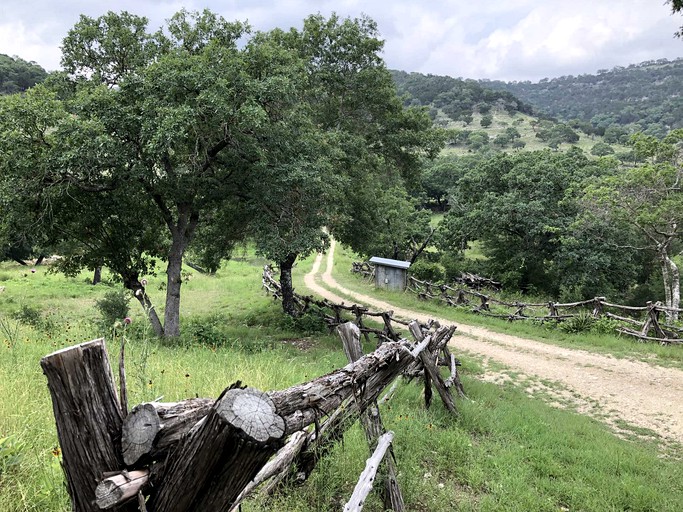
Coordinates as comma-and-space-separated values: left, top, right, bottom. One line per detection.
263, 265, 421, 343
41, 269, 466, 512
351, 262, 683, 345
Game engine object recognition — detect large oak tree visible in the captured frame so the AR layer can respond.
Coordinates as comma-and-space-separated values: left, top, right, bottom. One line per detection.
0, 10, 307, 336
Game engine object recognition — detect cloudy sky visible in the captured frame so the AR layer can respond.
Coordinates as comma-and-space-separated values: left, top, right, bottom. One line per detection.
1, 1, 682, 82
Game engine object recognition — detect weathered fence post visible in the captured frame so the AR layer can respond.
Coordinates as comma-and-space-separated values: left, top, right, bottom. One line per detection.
150, 385, 286, 512
408, 321, 458, 414
40, 339, 134, 512
343, 431, 396, 512
592, 297, 606, 317
338, 322, 405, 512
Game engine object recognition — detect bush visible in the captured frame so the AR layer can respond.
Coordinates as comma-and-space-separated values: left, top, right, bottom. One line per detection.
409, 260, 446, 283
13, 304, 43, 328
182, 314, 231, 347
94, 289, 131, 328
559, 311, 595, 334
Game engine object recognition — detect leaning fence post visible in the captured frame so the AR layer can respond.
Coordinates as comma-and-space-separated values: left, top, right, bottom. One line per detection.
343, 432, 396, 512
338, 323, 405, 512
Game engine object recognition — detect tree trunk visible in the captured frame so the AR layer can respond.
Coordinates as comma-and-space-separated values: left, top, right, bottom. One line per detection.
164, 239, 185, 338
40, 340, 134, 512
125, 277, 164, 337
162, 208, 199, 338
278, 253, 299, 317
93, 266, 102, 285
35, 254, 45, 266
660, 249, 681, 322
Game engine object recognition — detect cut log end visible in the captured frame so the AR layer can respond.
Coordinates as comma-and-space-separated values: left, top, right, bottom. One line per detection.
122, 404, 162, 466
96, 479, 124, 509
95, 470, 149, 510
217, 387, 285, 443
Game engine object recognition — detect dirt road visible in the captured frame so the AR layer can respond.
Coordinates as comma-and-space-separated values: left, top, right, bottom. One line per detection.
304, 240, 683, 446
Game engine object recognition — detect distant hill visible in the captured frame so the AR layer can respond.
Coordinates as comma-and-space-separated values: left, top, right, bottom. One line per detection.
481, 58, 683, 138
390, 69, 630, 157
391, 70, 534, 123
0, 54, 48, 94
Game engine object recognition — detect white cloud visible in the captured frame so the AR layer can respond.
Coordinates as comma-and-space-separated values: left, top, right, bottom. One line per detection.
0, 0, 682, 80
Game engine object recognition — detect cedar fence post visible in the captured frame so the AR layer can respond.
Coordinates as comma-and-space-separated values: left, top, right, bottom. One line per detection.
40, 339, 135, 512
338, 322, 405, 511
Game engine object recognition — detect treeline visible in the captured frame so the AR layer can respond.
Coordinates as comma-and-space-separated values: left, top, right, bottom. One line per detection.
0, 54, 47, 94
0, 10, 444, 338
391, 70, 534, 123
483, 58, 683, 138
416, 132, 683, 316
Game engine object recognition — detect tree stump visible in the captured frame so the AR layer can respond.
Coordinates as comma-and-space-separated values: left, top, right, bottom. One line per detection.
40, 339, 133, 512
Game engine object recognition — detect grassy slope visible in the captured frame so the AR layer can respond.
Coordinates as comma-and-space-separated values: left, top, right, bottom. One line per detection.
1, 256, 682, 511
437, 108, 629, 156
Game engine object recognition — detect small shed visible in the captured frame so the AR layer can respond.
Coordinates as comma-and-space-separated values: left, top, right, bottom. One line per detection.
369, 257, 411, 292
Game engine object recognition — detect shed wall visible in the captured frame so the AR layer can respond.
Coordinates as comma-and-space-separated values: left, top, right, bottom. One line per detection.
374, 265, 407, 291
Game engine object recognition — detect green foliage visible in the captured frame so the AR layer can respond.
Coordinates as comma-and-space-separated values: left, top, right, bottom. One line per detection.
391, 70, 534, 122
12, 304, 43, 328
558, 312, 595, 334
484, 58, 683, 133
590, 141, 615, 156
493, 133, 510, 147
0, 435, 25, 475
0, 54, 47, 94
409, 260, 446, 282
439, 148, 600, 294
536, 121, 579, 144
0, 9, 445, 332
94, 289, 131, 328
578, 130, 683, 310
333, 185, 433, 262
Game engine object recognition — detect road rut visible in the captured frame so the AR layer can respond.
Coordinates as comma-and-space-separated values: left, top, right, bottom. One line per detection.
303, 240, 683, 446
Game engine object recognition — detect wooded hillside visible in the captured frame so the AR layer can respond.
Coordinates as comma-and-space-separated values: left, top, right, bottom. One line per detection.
0, 54, 47, 94
391, 70, 534, 123
482, 58, 683, 137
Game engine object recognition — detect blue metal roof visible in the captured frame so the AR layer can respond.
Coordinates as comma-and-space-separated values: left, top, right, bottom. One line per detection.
368, 257, 411, 270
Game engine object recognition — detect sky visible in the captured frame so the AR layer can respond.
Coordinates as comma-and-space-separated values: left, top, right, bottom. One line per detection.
1, 1, 682, 82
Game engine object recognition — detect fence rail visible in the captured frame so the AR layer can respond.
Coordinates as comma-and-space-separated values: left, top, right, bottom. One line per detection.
263, 265, 433, 343
351, 262, 683, 346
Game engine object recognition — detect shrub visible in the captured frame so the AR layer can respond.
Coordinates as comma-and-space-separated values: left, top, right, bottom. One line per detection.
409, 260, 446, 283
291, 310, 328, 334
13, 304, 43, 328
591, 316, 621, 335
182, 314, 231, 347
559, 311, 595, 334
94, 289, 131, 328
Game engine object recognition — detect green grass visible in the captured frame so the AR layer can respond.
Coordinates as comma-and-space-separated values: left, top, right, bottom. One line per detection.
2, 254, 683, 511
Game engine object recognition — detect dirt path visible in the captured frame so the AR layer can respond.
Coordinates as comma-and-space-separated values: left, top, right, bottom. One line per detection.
304, 240, 683, 446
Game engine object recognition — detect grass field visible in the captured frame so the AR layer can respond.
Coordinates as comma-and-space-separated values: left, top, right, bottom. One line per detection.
1, 253, 683, 511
